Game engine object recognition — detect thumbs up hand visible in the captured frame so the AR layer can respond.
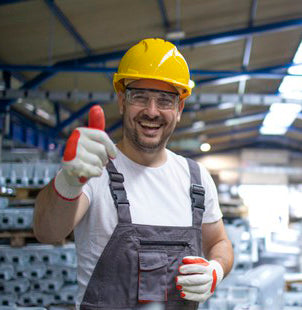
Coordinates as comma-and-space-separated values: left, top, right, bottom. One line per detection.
54, 105, 117, 200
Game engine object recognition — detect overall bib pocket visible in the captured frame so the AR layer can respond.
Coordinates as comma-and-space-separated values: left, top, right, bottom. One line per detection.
138, 239, 193, 302
138, 250, 168, 302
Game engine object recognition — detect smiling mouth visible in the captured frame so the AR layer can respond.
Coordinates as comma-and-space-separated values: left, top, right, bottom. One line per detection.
139, 121, 162, 130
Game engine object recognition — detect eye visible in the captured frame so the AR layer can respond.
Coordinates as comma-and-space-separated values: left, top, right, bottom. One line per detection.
157, 95, 174, 107
132, 92, 149, 103
133, 94, 148, 100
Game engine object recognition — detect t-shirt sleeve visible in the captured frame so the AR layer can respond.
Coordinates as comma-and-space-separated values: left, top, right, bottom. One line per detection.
82, 180, 93, 205
199, 163, 223, 223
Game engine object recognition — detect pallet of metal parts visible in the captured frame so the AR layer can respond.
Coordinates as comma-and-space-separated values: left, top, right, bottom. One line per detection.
0, 278, 30, 294
208, 297, 228, 310
27, 246, 61, 265
54, 245, 77, 266
0, 245, 77, 268
0, 307, 47, 310
58, 284, 78, 304
19, 292, 54, 307
0, 208, 33, 230
0, 163, 60, 188
0, 293, 17, 307
0, 244, 77, 265
15, 263, 47, 280
285, 291, 302, 307
233, 306, 261, 310
0, 198, 8, 209
0, 244, 78, 307
236, 264, 285, 310
0, 246, 32, 265
226, 286, 258, 309
45, 264, 77, 283
49, 307, 75, 310
0, 263, 15, 280
31, 275, 64, 294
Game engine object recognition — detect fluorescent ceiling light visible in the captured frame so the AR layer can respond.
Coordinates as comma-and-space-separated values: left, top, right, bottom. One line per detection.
259, 126, 287, 135
166, 30, 185, 40
269, 39, 302, 134
279, 41, 302, 98
224, 114, 264, 126
200, 143, 211, 152
192, 121, 205, 130
293, 41, 302, 63
263, 103, 301, 126
218, 102, 236, 110
288, 64, 302, 74
279, 76, 302, 96
260, 103, 301, 135
209, 75, 250, 86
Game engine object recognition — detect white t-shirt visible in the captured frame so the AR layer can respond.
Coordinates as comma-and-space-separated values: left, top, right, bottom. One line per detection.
74, 149, 222, 308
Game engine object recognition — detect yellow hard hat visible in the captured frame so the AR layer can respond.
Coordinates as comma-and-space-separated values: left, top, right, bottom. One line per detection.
113, 38, 194, 100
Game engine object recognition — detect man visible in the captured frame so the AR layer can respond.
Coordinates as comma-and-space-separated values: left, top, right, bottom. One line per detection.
34, 38, 233, 310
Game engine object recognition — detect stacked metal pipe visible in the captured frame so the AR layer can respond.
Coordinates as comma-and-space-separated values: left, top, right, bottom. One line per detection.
0, 244, 77, 308
0, 163, 60, 188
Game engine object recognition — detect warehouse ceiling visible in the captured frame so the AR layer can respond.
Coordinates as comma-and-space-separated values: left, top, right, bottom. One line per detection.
1, 0, 302, 156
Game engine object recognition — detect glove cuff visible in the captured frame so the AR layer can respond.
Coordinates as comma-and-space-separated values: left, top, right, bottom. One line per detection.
53, 169, 83, 201
210, 260, 224, 285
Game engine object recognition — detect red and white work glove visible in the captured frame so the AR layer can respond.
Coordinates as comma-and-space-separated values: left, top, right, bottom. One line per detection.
176, 256, 224, 303
53, 105, 117, 200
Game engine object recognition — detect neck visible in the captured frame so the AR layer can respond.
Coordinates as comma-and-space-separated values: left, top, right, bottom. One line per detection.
117, 138, 167, 167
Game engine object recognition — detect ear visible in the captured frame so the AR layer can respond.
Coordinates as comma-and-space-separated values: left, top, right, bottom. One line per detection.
117, 91, 125, 115
177, 99, 185, 122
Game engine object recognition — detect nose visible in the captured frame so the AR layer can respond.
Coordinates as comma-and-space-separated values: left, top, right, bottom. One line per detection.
144, 98, 160, 117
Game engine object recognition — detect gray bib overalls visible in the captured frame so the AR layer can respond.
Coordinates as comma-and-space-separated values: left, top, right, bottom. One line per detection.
80, 158, 205, 310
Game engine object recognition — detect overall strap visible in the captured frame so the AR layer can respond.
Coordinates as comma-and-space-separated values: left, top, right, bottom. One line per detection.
106, 160, 132, 224
186, 158, 205, 228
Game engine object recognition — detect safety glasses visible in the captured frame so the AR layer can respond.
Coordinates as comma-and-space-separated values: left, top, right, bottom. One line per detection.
125, 87, 179, 110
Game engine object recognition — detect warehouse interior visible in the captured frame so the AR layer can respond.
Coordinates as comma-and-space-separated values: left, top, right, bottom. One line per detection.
0, 0, 302, 309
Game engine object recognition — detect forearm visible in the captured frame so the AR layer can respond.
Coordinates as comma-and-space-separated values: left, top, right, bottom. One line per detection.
33, 180, 85, 244
202, 220, 234, 278
204, 238, 234, 277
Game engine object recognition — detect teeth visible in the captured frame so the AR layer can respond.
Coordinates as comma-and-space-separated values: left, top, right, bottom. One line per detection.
140, 122, 160, 128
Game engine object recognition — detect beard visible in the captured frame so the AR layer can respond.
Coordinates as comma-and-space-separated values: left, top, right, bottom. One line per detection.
122, 113, 175, 154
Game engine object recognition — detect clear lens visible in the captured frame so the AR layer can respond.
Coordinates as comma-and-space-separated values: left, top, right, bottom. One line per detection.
126, 88, 179, 110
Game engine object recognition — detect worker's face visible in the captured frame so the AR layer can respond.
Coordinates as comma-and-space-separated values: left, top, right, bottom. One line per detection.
118, 79, 185, 153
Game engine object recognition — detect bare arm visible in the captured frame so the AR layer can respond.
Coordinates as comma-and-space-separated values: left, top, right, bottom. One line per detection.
202, 219, 234, 277
33, 106, 117, 244
33, 180, 89, 244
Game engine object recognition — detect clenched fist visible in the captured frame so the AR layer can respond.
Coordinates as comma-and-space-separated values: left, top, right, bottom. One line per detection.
176, 256, 224, 303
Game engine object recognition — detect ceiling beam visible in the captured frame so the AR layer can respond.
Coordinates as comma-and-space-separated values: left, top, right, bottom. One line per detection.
238, 0, 258, 94
44, 0, 92, 55
178, 18, 302, 48
13, 17, 302, 92
179, 134, 302, 157
2, 62, 302, 78
204, 123, 302, 139
174, 112, 267, 136
194, 61, 301, 86
0, 0, 27, 5
52, 101, 112, 135
157, 0, 170, 31
2, 89, 302, 107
